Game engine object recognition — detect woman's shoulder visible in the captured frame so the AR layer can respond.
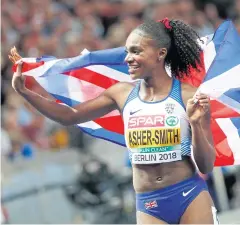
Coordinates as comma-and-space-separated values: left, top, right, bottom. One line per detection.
180, 82, 198, 104
107, 81, 139, 95
181, 82, 197, 94
105, 81, 139, 108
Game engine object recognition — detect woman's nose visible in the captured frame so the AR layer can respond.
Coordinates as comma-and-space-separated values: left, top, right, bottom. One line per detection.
124, 53, 134, 63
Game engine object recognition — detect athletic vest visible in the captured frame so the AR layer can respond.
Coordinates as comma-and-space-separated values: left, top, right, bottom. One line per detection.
122, 79, 192, 165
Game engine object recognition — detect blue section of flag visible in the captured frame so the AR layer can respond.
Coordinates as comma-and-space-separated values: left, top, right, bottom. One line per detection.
36, 55, 57, 62
79, 127, 126, 146
222, 88, 240, 104
230, 118, 240, 136
86, 46, 127, 66
107, 64, 129, 74
204, 20, 240, 82
211, 20, 230, 53
39, 47, 128, 77
219, 88, 240, 112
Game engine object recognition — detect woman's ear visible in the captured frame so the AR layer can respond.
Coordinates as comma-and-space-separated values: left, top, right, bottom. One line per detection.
158, 48, 167, 61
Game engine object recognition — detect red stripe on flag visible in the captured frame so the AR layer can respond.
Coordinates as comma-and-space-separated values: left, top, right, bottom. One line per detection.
63, 67, 119, 89
210, 100, 240, 118
94, 116, 124, 134
12, 61, 44, 73
179, 52, 206, 87
211, 119, 234, 166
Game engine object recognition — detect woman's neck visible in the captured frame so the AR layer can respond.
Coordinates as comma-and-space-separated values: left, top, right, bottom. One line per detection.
142, 70, 172, 95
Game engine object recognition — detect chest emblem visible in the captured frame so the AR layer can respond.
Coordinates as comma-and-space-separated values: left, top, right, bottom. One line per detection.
165, 103, 175, 114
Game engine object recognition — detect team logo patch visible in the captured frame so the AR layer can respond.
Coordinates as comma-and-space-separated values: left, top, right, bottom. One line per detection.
144, 200, 158, 210
165, 103, 175, 114
166, 116, 179, 126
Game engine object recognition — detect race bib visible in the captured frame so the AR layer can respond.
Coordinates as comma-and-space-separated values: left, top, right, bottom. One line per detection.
126, 114, 182, 164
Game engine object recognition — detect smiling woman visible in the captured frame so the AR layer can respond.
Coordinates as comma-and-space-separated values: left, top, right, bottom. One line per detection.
10, 18, 217, 224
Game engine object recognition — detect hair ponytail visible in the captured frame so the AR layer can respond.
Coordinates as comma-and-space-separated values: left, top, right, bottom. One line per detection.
165, 19, 202, 78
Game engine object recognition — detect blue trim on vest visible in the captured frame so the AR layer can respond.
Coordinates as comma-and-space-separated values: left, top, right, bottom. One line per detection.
181, 137, 192, 156
122, 81, 141, 114
169, 79, 186, 110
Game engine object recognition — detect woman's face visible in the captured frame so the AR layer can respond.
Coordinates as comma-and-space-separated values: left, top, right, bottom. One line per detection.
125, 31, 163, 80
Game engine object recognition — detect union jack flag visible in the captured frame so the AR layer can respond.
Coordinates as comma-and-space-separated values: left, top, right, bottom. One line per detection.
13, 20, 240, 166
144, 200, 158, 210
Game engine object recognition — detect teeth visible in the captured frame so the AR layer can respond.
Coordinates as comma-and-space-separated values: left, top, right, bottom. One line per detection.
130, 66, 139, 69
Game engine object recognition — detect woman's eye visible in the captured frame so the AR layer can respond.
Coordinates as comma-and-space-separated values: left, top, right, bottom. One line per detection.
125, 49, 140, 54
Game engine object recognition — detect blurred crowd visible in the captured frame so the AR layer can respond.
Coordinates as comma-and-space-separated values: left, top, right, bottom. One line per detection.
1, 0, 240, 158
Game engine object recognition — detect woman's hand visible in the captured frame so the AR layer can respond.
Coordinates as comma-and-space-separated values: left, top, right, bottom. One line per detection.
8, 46, 22, 63
186, 93, 211, 125
187, 93, 215, 173
9, 47, 26, 94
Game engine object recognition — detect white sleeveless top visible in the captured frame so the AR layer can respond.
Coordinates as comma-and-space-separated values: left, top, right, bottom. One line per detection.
122, 79, 192, 165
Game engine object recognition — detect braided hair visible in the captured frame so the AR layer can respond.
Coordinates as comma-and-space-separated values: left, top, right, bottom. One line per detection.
133, 19, 202, 79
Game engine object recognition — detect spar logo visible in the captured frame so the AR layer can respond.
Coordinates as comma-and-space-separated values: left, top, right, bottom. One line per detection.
128, 115, 165, 128
166, 116, 179, 127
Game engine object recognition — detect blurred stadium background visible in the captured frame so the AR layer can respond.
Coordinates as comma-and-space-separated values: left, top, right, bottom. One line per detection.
1, 0, 240, 223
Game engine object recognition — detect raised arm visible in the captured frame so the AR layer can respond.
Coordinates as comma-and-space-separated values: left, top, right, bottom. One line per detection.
11, 59, 119, 126
182, 84, 216, 174
187, 94, 216, 174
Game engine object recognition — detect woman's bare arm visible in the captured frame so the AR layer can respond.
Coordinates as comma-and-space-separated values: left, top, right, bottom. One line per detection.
190, 119, 216, 174
182, 83, 216, 174
12, 59, 130, 126
19, 86, 118, 126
